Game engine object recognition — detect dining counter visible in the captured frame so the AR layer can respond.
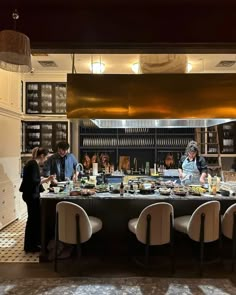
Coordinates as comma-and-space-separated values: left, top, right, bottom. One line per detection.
40, 191, 236, 261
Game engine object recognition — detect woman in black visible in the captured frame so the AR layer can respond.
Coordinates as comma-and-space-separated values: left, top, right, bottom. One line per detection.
20, 147, 55, 252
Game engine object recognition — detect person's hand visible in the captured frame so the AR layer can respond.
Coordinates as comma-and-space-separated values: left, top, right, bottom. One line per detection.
179, 172, 184, 179
48, 175, 57, 184
72, 174, 77, 182
199, 176, 205, 185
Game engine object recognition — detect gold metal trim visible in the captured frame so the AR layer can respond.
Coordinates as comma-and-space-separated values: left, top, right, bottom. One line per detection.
67, 74, 236, 119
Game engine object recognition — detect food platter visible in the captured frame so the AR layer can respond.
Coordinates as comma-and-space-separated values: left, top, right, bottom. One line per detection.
159, 188, 171, 195
173, 191, 187, 196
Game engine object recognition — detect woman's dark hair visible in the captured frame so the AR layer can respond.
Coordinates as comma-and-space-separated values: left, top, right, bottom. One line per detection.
57, 141, 70, 150
34, 147, 49, 158
185, 140, 199, 156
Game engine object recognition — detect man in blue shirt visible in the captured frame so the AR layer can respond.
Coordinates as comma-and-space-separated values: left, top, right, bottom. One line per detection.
43, 141, 78, 182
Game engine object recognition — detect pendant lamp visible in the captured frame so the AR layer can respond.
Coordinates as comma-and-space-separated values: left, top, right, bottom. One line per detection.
0, 9, 31, 73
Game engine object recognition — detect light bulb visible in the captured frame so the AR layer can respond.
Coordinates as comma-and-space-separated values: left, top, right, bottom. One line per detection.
90, 62, 105, 74
131, 62, 140, 74
187, 63, 192, 73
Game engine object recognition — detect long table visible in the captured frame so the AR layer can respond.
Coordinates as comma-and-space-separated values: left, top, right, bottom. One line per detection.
40, 192, 236, 261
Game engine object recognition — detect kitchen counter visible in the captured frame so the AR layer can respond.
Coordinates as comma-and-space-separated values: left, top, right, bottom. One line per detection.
41, 191, 236, 200
40, 191, 236, 261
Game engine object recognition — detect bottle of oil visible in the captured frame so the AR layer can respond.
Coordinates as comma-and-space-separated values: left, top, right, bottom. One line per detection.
120, 181, 124, 197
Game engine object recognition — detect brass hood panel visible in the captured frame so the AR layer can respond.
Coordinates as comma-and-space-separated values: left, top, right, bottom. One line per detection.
67, 74, 236, 122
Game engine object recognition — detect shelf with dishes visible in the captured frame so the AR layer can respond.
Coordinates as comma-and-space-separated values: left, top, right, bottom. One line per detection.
79, 125, 195, 172
26, 82, 67, 114
218, 122, 236, 154
21, 121, 68, 153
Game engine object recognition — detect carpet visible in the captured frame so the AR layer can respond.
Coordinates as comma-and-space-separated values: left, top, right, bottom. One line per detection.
0, 277, 235, 295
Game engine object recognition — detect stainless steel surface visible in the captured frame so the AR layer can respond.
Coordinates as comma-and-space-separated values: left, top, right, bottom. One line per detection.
91, 119, 235, 128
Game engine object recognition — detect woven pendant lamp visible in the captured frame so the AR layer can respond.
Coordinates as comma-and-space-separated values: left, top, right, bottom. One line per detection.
0, 9, 31, 73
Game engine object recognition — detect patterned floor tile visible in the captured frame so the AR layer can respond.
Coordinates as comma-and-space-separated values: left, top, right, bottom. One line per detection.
0, 216, 39, 263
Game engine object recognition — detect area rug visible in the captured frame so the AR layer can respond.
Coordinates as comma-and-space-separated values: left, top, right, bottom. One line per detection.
0, 277, 235, 295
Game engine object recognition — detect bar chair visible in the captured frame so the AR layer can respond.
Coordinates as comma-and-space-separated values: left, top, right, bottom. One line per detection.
221, 203, 236, 271
54, 201, 102, 272
128, 202, 175, 273
174, 200, 221, 276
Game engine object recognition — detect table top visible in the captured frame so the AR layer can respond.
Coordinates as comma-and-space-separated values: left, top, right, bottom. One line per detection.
41, 191, 236, 201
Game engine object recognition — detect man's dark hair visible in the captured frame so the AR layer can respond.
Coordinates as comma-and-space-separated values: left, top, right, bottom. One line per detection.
57, 141, 70, 151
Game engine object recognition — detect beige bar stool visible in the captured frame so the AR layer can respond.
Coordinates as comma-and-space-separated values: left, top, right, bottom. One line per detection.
54, 201, 102, 272
174, 200, 220, 276
128, 202, 174, 272
221, 203, 236, 271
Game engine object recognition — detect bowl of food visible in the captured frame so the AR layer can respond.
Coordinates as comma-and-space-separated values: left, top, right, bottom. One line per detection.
159, 187, 171, 195
189, 186, 206, 196
173, 187, 188, 196
79, 189, 96, 196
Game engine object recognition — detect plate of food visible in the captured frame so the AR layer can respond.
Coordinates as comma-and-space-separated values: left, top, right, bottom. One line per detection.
173, 187, 188, 196
95, 184, 109, 193
83, 183, 95, 189
189, 186, 206, 196
159, 187, 171, 195
79, 189, 96, 196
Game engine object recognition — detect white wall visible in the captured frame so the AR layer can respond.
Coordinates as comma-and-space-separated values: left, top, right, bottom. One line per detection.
0, 69, 25, 222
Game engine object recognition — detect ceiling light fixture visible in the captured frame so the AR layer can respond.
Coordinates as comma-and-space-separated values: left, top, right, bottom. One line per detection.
131, 62, 140, 74
0, 9, 31, 73
187, 63, 192, 73
90, 62, 105, 74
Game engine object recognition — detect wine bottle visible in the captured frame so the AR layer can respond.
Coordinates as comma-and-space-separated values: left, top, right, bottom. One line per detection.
120, 181, 124, 197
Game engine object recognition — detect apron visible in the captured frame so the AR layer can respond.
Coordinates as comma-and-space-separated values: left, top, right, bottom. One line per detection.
181, 157, 200, 185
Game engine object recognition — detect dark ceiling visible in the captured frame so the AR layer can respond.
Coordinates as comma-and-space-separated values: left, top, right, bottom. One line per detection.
1, 1, 236, 52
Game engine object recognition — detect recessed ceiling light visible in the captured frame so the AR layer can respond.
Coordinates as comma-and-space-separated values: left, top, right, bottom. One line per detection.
90, 62, 105, 74
131, 62, 140, 74
187, 63, 192, 72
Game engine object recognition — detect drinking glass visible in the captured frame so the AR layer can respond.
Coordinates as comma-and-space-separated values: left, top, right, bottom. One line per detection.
133, 184, 138, 195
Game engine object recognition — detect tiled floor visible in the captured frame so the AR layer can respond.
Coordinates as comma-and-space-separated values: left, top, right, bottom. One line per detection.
0, 216, 39, 263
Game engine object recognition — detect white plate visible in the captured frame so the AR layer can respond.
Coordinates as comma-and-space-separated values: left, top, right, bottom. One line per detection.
189, 184, 202, 187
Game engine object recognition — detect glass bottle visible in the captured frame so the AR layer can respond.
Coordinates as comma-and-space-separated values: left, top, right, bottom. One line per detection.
120, 181, 124, 197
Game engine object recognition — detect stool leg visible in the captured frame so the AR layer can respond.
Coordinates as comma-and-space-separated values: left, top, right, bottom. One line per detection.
76, 214, 81, 261
170, 213, 175, 274
144, 214, 151, 266
232, 212, 236, 272
199, 213, 205, 277
145, 244, 149, 266
54, 213, 58, 272
219, 211, 223, 265
200, 240, 204, 276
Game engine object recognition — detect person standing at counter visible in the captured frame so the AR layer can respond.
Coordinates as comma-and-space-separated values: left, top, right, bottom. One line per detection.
178, 141, 208, 185
19, 147, 55, 252
43, 141, 78, 183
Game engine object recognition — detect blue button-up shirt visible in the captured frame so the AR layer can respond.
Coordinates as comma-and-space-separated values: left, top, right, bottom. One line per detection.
43, 153, 78, 181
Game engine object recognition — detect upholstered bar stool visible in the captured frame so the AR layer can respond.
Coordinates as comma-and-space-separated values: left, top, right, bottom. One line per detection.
221, 203, 236, 271
128, 202, 174, 272
174, 200, 220, 276
54, 201, 102, 272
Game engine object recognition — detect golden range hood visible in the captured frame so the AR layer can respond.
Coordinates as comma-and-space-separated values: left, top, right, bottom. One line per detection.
67, 74, 236, 128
